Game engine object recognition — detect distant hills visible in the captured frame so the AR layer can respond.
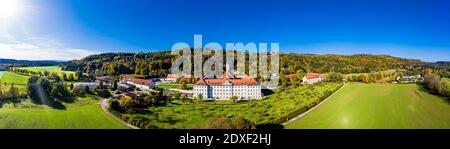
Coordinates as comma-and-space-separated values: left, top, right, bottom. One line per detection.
3, 51, 449, 77
0, 58, 65, 70
60, 51, 433, 77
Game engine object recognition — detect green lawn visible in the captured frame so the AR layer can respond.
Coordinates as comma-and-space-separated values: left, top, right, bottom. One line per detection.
125, 82, 343, 128
17, 66, 75, 76
156, 83, 194, 89
285, 83, 450, 129
0, 96, 129, 129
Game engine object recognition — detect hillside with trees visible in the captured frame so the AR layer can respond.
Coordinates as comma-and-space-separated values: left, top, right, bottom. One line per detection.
61, 52, 175, 77
61, 50, 434, 77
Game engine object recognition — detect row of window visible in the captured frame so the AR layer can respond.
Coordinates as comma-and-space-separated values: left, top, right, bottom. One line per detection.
195, 85, 260, 88
194, 88, 260, 92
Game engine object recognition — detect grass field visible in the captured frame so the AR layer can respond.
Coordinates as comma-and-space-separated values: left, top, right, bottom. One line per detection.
124, 82, 343, 128
341, 69, 398, 78
285, 83, 450, 129
17, 66, 75, 76
0, 96, 129, 129
0, 71, 30, 85
156, 83, 194, 89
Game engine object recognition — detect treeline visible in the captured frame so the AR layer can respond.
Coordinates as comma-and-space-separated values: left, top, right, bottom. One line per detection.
0, 58, 63, 66
421, 71, 450, 99
27, 76, 114, 109
62, 52, 174, 77
61, 50, 429, 78
110, 91, 169, 129
280, 54, 422, 74
0, 84, 25, 107
7, 68, 84, 82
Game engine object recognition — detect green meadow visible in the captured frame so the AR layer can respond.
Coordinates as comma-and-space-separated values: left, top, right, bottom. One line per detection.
17, 66, 75, 76
285, 83, 450, 129
0, 71, 30, 85
0, 96, 129, 129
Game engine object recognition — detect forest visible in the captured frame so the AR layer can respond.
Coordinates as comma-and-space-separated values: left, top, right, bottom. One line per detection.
61, 50, 450, 78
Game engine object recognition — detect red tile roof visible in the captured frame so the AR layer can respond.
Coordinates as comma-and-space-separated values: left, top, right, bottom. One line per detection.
195, 72, 259, 86
285, 74, 296, 79
132, 79, 154, 86
305, 73, 323, 79
167, 74, 192, 78
195, 78, 259, 86
166, 74, 177, 78
121, 74, 135, 80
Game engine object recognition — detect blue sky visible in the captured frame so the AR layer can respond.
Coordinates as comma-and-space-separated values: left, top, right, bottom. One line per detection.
0, 0, 449, 62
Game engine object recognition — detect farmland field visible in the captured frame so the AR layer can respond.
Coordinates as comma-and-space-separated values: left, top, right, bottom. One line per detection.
122, 82, 343, 128
285, 83, 450, 128
156, 83, 194, 89
0, 96, 129, 129
17, 66, 75, 76
0, 71, 30, 85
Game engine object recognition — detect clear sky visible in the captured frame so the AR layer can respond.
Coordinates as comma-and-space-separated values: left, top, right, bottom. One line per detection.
0, 0, 449, 62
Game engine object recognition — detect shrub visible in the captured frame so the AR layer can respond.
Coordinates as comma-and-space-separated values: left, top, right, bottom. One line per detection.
202, 117, 256, 129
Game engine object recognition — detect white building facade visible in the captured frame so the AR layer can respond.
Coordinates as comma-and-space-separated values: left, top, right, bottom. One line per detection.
302, 73, 324, 84
193, 73, 262, 100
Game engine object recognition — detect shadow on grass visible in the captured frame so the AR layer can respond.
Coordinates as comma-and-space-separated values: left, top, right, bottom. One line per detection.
31, 98, 67, 110
262, 89, 275, 96
417, 84, 450, 104
58, 96, 76, 103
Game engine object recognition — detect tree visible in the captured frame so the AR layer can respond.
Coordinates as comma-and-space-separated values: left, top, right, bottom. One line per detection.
360, 74, 370, 83
280, 74, 289, 89
119, 95, 134, 110
180, 80, 188, 90
7, 84, 19, 98
68, 74, 75, 81
229, 96, 238, 103
231, 117, 257, 129
50, 82, 71, 99
112, 80, 118, 91
75, 71, 83, 80
424, 73, 441, 92
327, 72, 343, 82
71, 86, 86, 96
62, 73, 68, 81
438, 81, 449, 97
27, 76, 53, 103
84, 85, 91, 94
173, 92, 181, 101
0, 84, 4, 99
202, 117, 256, 129
96, 89, 112, 98
180, 94, 189, 102
196, 93, 203, 102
